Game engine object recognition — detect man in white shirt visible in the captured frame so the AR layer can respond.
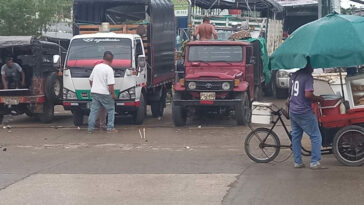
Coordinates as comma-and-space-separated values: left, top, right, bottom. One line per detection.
88, 51, 118, 133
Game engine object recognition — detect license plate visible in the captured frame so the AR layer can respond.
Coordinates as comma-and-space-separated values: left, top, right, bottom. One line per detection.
200, 92, 216, 101
4, 97, 19, 105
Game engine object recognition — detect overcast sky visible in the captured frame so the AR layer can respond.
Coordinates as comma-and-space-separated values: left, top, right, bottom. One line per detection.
341, 0, 363, 8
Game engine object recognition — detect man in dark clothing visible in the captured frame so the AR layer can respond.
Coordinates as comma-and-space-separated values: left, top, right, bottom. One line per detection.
289, 63, 325, 169
1, 57, 25, 89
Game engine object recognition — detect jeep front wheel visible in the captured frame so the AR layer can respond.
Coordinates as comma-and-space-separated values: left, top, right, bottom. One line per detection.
235, 92, 251, 125
172, 102, 186, 127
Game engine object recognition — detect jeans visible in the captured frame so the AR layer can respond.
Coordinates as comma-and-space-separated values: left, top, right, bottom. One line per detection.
290, 112, 322, 164
88, 93, 115, 132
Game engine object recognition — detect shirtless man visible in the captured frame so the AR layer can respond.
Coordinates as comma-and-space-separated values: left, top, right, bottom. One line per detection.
193, 17, 218, 41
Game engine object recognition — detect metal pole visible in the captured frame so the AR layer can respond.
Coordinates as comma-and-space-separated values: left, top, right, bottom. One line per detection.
339, 69, 345, 101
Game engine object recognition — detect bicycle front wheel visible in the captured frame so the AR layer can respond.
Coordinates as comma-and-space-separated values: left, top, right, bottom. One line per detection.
244, 128, 281, 163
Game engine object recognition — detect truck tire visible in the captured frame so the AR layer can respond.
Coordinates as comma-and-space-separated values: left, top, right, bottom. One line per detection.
39, 102, 54, 123
235, 92, 251, 125
151, 88, 167, 118
134, 94, 146, 125
45, 72, 62, 103
72, 108, 84, 126
0, 115, 3, 124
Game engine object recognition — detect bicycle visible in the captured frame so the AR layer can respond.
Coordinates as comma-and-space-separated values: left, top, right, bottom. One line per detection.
244, 105, 332, 163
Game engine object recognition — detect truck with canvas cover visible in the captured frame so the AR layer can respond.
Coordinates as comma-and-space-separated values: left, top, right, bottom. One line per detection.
0, 36, 65, 124
173, 40, 265, 126
63, 0, 175, 126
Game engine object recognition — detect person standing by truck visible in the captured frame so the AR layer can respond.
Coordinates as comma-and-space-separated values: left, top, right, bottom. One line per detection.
289, 63, 325, 169
88, 51, 118, 133
193, 17, 218, 41
1, 57, 25, 89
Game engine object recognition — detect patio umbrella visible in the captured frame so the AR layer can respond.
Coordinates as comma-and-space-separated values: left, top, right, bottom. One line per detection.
270, 12, 364, 70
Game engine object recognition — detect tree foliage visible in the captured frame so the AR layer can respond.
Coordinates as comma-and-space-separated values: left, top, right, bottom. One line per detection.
0, 0, 73, 36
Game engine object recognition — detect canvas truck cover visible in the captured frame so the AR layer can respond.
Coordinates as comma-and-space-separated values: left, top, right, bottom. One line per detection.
73, 0, 175, 86
0, 36, 33, 48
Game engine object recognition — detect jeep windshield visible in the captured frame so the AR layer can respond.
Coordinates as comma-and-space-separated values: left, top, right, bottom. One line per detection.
188, 45, 243, 63
67, 38, 132, 68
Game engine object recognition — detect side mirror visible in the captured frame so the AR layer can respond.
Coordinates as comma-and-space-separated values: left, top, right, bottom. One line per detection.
137, 55, 146, 71
53, 55, 61, 67
249, 56, 256, 65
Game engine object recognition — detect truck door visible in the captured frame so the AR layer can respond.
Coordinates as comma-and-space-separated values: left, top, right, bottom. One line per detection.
245, 46, 254, 99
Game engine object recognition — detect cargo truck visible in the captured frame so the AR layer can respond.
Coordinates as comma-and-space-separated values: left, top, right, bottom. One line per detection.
63, 0, 175, 125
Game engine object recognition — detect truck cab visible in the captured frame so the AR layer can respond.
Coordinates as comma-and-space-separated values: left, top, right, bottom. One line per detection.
63, 32, 147, 125
173, 41, 262, 126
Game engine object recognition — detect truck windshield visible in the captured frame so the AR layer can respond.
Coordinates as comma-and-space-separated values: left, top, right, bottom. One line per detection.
188, 45, 243, 62
67, 38, 132, 67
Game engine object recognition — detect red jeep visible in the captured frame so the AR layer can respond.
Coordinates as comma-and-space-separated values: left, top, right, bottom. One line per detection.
173, 41, 264, 126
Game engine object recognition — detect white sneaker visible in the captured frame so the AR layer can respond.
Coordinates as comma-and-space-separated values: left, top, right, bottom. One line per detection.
294, 163, 305, 168
310, 162, 327, 170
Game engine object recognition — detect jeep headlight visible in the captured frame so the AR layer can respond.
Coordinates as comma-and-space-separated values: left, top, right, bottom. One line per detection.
63, 88, 77, 99
222, 82, 231, 90
188, 82, 197, 90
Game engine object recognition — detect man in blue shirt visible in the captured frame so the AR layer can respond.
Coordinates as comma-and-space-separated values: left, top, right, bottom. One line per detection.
289, 63, 325, 169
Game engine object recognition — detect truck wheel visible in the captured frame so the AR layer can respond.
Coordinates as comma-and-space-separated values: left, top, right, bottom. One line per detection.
172, 102, 186, 127
151, 88, 167, 118
134, 94, 146, 125
72, 108, 84, 126
39, 102, 54, 123
45, 72, 62, 103
333, 125, 364, 166
235, 92, 251, 125
0, 115, 3, 124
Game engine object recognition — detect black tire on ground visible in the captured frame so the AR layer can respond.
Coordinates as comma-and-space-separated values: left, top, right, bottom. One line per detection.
72, 108, 84, 126
0, 115, 3, 124
39, 102, 54, 123
172, 92, 186, 127
244, 128, 281, 163
172, 102, 187, 127
235, 92, 251, 125
134, 94, 146, 125
332, 125, 364, 166
151, 88, 167, 118
45, 72, 62, 103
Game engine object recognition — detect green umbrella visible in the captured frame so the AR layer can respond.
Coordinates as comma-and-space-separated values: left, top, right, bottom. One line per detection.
270, 13, 364, 70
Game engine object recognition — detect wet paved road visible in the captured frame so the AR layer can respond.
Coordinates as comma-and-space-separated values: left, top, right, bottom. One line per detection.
0, 98, 363, 205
